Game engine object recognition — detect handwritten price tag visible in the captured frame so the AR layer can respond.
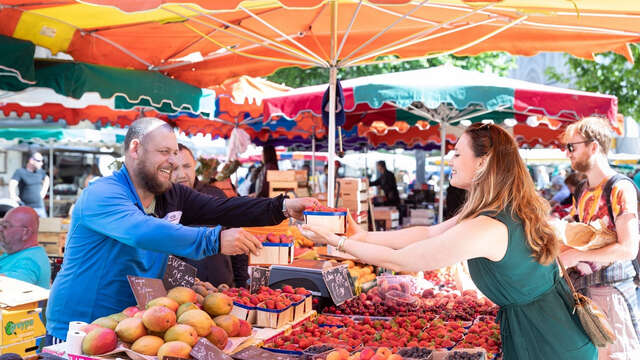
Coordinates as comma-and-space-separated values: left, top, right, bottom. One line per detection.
190, 338, 232, 360
163, 255, 197, 289
127, 275, 167, 308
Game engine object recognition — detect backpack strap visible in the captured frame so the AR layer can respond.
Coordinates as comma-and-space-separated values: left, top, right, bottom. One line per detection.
601, 173, 640, 283
602, 173, 640, 225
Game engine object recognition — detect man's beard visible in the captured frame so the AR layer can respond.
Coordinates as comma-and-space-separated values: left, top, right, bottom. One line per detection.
572, 156, 591, 173
137, 161, 172, 195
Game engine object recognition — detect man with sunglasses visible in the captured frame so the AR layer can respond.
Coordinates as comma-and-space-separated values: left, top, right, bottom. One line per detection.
9, 152, 49, 218
0, 206, 50, 288
560, 117, 640, 358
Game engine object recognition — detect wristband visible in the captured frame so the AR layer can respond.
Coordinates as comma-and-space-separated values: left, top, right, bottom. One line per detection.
282, 199, 290, 218
337, 236, 347, 252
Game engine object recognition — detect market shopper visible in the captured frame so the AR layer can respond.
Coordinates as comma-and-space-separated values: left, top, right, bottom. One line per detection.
9, 152, 49, 217
253, 145, 278, 198
0, 206, 50, 288
46, 118, 318, 341
171, 143, 249, 288
370, 160, 400, 207
302, 123, 597, 360
559, 117, 640, 359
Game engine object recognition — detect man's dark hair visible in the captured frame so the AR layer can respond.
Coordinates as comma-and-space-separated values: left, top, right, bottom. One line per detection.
377, 160, 387, 170
178, 143, 196, 162
124, 117, 172, 152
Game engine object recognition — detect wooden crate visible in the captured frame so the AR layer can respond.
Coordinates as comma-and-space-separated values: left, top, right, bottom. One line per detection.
373, 207, 400, 230
268, 181, 298, 198
256, 305, 293, 329
249, 243, 294, 265
38, 232, 66, 256
267, 170, 297, 182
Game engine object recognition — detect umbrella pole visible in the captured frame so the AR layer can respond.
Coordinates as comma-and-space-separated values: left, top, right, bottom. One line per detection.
49, 140, 54, 218
438, 123, 446, 223
311, 133, 316, 192
328, 66, 337, 207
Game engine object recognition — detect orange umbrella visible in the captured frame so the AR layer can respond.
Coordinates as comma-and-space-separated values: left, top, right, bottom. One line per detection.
3, 0, 638, 206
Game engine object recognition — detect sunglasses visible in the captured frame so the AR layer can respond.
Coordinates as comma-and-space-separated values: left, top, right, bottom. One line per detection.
565, 140, 593, 153
31, 158, 43, 163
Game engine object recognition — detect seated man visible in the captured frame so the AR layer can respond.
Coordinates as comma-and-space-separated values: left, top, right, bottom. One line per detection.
0, 206, 51, 288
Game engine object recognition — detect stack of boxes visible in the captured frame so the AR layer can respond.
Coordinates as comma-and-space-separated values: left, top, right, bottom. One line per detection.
0, 277, 48, 357
408, 208, 436, 226
373, 206, 400, 230
38, 217, 67, 257
267, 170, 309, 198
337, 178, 369, 232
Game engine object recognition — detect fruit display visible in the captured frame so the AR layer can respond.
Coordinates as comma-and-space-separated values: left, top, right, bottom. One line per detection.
80, 287, 252, 356
396, 346, 433, 359
342, 260, 376, 287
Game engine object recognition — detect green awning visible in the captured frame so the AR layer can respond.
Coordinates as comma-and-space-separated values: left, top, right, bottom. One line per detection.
0, 35, 36, 91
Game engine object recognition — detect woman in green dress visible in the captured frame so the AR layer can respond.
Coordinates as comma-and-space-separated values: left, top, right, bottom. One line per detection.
301, 123, 597, 359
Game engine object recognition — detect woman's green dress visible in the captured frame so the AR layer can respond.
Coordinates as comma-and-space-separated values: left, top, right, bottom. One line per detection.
467, 209, 597, 360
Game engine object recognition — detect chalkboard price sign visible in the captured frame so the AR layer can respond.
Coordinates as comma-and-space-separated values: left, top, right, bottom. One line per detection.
321, 264, 355, 306
163, 255, 197, 289
127, 275, 167, 308
249, 266, 270, 294
191, 338, 232, 360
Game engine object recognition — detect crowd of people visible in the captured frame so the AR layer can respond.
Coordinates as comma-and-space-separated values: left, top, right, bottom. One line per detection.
1, 116, 638, 359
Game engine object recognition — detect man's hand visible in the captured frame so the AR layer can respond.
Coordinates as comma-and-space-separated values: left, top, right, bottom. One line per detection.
219, 228, 263, 256
284, 197, 321, 221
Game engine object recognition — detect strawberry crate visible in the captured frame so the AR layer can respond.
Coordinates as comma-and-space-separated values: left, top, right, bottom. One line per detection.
256, 302, 294, 329
304, 210, 347, 234
230, 302, 257, 324
249, 242, 294, 265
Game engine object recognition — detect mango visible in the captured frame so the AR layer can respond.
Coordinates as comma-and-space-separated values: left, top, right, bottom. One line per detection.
157, 341, 192, 360
131, 335, 164, 356
146, 297, 179, 312
142, 305, 177, 333
164, 324, 198, 347
177, 309, 214, 337
91, 317, 118, 330
115, 317, 146, 343
205, 325, 228, 350
213, 315, 239, 337
82, 327, 117, 355
203, 293, 233, 317
176, 302, 199, 319
167, 287, 198, 305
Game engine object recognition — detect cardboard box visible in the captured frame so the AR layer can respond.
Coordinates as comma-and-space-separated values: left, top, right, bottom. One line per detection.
0, 336, 43, 357
38, 217, 64, 232
250, 243, 294, 265
267, 170, 297, 182
337, 178, 367, 194
0, 277, 49, 346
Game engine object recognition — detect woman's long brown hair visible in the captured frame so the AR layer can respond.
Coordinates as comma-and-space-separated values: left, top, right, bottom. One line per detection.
457, 123, 558, 265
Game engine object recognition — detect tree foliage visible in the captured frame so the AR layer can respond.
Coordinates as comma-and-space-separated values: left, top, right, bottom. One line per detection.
266, 53, 515, 88
546, 44, 640, 120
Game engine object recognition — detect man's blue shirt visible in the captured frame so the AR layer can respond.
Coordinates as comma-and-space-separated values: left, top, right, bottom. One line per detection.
46, 166, 285, 339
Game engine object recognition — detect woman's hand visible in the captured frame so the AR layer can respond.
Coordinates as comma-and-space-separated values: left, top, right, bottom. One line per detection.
346, 212, 367, 242
299, 224, 341, 246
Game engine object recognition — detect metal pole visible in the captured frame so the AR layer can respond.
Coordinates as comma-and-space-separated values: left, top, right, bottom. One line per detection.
438, 123, 446, 223
328, 66, 337, 207
49, 140, 53, 217
311, 133, 316, 192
